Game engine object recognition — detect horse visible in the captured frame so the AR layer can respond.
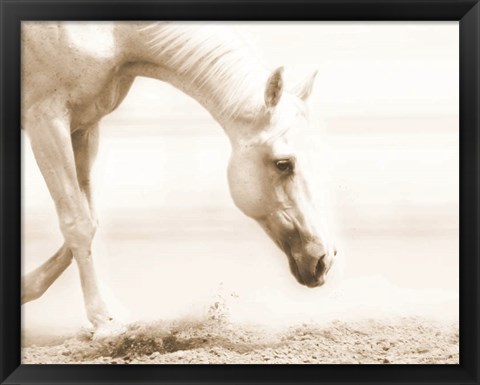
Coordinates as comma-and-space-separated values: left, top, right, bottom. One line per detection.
21, 21, 336, 335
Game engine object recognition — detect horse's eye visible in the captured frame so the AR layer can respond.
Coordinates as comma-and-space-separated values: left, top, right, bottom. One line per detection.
275, 159, 292, 172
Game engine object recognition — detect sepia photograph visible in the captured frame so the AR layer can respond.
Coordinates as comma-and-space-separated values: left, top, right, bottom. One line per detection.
21, 21, 459, 364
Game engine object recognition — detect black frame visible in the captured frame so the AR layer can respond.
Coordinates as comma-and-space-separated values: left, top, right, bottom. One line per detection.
1, 0, 478, 384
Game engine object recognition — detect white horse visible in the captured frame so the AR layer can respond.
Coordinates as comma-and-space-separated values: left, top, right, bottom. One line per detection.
22, 22, 336, 334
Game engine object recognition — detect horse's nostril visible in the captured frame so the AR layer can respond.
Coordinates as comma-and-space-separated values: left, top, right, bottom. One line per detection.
314, 254, 327, 279
334, 249, 338, 256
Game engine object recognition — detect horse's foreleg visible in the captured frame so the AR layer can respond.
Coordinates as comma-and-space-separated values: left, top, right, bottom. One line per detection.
71, 124, 99, 221
26, 106, 111, 327
71, 124, 126, 336
21, 244, 73, 303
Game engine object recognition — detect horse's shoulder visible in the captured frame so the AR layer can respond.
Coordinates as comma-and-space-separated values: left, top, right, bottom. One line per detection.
22, 22, 130, 112
23, 22, 122, 74
60, 22, 118, 60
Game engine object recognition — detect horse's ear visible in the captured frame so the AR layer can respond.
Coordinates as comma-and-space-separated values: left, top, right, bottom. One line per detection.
264, 67, 284, 108
293, 69, 318, 101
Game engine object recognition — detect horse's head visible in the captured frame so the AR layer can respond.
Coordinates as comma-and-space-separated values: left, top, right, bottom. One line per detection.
227, 67, 336, 288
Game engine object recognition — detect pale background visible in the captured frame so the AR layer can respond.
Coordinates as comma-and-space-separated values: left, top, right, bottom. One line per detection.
22, 22, 459, 334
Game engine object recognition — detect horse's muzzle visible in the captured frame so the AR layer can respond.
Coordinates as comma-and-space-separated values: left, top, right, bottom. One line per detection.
288, 244, 335, 288
258, 210, 335, 288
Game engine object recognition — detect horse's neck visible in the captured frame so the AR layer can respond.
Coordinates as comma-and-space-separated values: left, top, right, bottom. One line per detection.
127, 22, 270, 131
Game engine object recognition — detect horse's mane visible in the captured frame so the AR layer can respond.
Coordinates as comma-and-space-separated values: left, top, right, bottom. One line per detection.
140, 22, 268, 121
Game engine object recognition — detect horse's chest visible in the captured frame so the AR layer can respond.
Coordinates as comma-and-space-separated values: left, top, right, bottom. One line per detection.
70, 70, 135, 129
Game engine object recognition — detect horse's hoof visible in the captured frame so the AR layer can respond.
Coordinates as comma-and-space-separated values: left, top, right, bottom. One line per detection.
92, 319, 127, 340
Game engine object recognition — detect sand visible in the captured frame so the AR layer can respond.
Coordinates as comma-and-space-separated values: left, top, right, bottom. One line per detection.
22, 315, 458, 364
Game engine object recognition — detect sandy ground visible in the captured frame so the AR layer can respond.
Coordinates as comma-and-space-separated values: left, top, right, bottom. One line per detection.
22, 315, 458, 364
